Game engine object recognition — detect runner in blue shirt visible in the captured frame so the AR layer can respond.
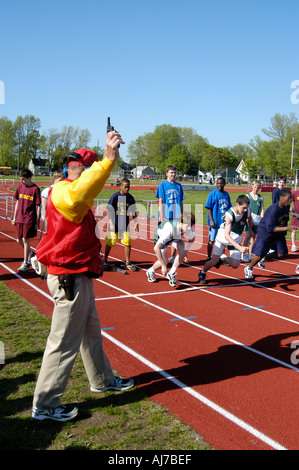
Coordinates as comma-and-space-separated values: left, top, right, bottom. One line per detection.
156, 165, 185, 264
156, 165, 185, 221
205, 177, 232, 259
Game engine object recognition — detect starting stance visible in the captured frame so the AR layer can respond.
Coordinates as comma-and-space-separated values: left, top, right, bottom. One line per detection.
199, 195, 252, 284
244, 188, 297, 280
146, 212, 195, 287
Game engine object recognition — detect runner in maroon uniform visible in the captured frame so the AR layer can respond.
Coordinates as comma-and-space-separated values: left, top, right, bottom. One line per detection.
11, 169, 41, 271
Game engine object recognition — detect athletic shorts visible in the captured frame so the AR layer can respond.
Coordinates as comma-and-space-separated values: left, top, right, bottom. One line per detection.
154, 238, 182, 251
16, 222, 37, 239
213, 241, 242, 261
252, 236, 288, 258
208, 227, 218, 242
105, 231, 131, 247
213, 233, 242, 261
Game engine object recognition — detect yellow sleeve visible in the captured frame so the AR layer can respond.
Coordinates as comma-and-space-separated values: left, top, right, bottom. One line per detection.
51, 157, 114, 223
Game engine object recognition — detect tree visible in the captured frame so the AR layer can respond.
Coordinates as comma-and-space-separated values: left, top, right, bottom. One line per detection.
127, 124, 208, 174
200, 145, 236, 176
165, 144, 190, 174
58, 125, 91, 152
41, 128, 61, 167
226, 143, 252, 164
257, 113, 299, 178
262, 112, 297, 142
14, 115, 43, 169
0, 117, 16, 166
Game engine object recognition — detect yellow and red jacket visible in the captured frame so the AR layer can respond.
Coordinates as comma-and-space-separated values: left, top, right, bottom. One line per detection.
36, 157, 114, 276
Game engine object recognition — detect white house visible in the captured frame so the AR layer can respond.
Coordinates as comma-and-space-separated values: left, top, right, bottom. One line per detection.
132, 166, 155, 178
28, 158, 49, 176
236, 159, 249, 182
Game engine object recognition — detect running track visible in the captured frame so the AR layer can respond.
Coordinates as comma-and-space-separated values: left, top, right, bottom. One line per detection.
1, 183, 299, 450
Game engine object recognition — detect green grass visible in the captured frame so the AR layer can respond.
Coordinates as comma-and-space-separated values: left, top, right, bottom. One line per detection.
0, 281, 213, 450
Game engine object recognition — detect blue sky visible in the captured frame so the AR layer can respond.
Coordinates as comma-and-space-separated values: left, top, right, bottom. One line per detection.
1, 0, 299, 161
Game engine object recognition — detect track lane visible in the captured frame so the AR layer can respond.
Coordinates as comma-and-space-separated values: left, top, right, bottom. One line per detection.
1, 213, 299, 450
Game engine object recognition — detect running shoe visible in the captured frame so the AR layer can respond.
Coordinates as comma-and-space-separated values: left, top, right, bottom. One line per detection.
291, 245, 298, 252
296, 265, 299, 274
18, 261, 30, 272
198, 270, 207, 284
244, 265, 254, 279
167, 272, 177, 287
102, 260, 112, 271
90, 377, 134, 392
32, 404, 78, 422
258, 259, 265, 269
146, 269, 156, 283
125, 262, 137, 271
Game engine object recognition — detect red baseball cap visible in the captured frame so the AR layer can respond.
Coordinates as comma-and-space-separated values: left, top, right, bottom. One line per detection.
64, 148, 98, 167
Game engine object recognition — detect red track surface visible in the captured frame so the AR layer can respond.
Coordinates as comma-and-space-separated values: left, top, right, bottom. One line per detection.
1, 183, 299, 450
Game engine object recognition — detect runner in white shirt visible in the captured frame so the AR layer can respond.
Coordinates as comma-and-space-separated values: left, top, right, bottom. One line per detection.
146, 212, 195, 287
198, 195, 253, 284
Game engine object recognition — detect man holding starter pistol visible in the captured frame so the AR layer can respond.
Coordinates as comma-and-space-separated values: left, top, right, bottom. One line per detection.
32, 129, 134, 422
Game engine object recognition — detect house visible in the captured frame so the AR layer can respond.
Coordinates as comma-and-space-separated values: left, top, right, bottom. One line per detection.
132, 165, 155, 178
28, 158, 49, 176
236, 159, 268, 183
236, 159, 248, 182
216, 168, 240, 184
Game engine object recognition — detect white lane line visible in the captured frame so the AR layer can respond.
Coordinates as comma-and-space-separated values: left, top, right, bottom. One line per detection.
102, 330, 287, 451
0, 262, 52, 301
96, 277, 299, 373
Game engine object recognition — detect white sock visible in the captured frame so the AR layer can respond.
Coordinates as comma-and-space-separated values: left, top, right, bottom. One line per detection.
169, 266, 177, 275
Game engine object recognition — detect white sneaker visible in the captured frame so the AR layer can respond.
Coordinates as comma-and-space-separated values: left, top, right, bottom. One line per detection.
244, 265, 254, 279
296, 265, 299, 275
146, 269, 156, 283
90, 377, 134, 392
291, 245, 298, 252
32, 404, 78, 422
18, 261, 30, 272
167, 272, 177, 287
258, 259, 265, 269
